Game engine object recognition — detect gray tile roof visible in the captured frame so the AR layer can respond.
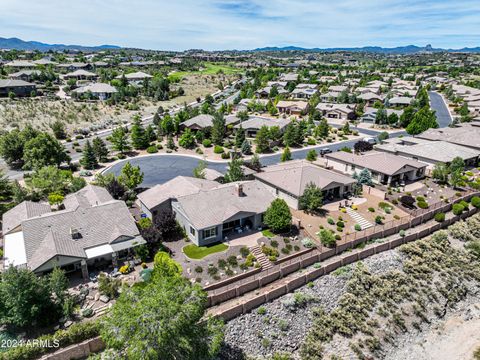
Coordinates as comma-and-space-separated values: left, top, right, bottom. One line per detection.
234, 116, 290, 131
2, 201, 51, 235
137, 176, 220, 210
254, 160, 356, 197
325, 150, 426, 176
174, 181, 275, 229
72, 83, 117, 94
0, 79, 35, 88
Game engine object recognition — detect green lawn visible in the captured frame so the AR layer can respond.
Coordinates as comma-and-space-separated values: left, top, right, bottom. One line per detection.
183, 243, 228, 259
168, 63, 243, 82
262, 229, 275, 238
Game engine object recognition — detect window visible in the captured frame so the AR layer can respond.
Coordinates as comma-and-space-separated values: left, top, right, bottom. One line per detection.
223, 219, 240, 231
203, 227, 216, 239
190, 226, 196, 236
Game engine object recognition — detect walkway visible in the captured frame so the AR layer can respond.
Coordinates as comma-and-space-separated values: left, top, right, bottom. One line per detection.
249, 245, 273, 270
346, 207, 373, 230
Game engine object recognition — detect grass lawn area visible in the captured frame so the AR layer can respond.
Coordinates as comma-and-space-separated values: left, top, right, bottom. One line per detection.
168, 63, 243, 82
183, 243, 228, 259
262, 229, 275, 238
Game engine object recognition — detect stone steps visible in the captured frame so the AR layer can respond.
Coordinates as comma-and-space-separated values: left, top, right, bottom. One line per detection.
346, 207, 373, 230
249, 245, 273, 270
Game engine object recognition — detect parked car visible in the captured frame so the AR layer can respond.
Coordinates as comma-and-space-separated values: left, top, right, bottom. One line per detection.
319, 148, 332, 156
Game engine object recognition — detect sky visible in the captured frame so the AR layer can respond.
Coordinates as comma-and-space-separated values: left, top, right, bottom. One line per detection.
1, 0, 480, 51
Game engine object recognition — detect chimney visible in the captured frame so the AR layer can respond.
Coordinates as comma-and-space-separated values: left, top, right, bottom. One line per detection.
236, 184, 244, 197
70, 227, 81, 240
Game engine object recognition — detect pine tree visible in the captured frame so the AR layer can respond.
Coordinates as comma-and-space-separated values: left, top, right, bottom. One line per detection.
224, 158, 244, 183
281, 146, 292, 162
211, 112, 226, 145
92, 137, 109, 162
80, 140, 98, 170
235, 127, 246, 148
130, 116, 149, 150
241, 139, 252, 155
255, 126, 270, 153
109, 127, 130, 155
306, 149, 317, 162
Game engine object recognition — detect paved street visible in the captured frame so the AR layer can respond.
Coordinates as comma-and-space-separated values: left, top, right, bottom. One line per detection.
429, 91, 452, 128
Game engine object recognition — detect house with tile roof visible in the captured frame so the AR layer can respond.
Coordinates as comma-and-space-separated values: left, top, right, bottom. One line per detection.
2, 185, 145, 279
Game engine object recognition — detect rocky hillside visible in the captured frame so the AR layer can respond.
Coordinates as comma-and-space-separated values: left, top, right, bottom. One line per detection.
221, 214, 480, 360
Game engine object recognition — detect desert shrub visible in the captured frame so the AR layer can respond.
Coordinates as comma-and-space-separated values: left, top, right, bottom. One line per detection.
452, 203, 465, 215
227, 255, 238, 267
271, 240, 279, 248
257, 306, 267, 315
460, 200, 469, 209
336, 221, 345, 228
448, 220, 474, 241
375, 216, 383, 224
399, 229, 405, 237
368, 207, 375, 212
281, 247, 290, 255
207, 266, 218, 276
471, 196, 480, 208
416, 196, 425, 202
214, 145, 224, 154
240, 247, 250, 258
202, 139, 212, 147
262, 246, 279, 258
302, 238, 316, 248
195, 266, 203, 273
417, 201, 429, 209
354, 224, 362, 231
217, 259, 227, 269
434, 213, 445, 222
221, 152, 230, 159
327, 217, 335, 225
146, 145, 158, 153
319, 229, 336, 247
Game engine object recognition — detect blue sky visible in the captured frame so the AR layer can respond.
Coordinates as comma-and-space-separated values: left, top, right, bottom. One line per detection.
1, 0, 480, 50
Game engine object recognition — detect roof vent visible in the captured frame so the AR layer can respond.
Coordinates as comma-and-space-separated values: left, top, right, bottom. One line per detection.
236, 184, 244, 197
70, 227, 81, 240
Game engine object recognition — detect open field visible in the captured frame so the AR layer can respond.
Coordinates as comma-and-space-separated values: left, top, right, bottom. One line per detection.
168, 62, 244, 82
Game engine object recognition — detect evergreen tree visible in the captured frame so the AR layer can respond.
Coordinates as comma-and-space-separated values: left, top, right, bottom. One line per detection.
406, 106, 438, 135
314, 118, 329, 138
249, 153, 262, 171
281, 146, 292, 162
224, 158, 244, 183
130, 116, 149, 150
264, 199, 292, 233
235, 127, 246, 148
255, 126, 270, 153
92, 137, 109, 162
109, 127, 130, 155
80, 140, 98, 170
241, 139, 252, 155
211, 112, 226, 145
306, 149, 317, 162
399, 106, 416, 128
193, 160, 206, 179
178, 128, 196, 149
375, 108, 388, 125
299, 183, 323, 213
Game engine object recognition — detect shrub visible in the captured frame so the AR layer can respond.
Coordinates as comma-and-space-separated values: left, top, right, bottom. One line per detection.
257, 306, 267, 315
146, 145, 158, 153
217, 259, 227, 269
318, 229, 336, 247
368, 207, 375, 212
262, 245, 279, 258
271, 240, 279, 248
375, 216, 383, 224
336, 221, 345, 228
301, 238, 316, 248
392, 199, 398, 205
354, 224, 362, 231
394, 215, 400, 220
281, 247, 290, 255
452, 203, 465, 215
434, 212, 445, 222
240, 247, 250, 258
416, 196, 425, 202
340, 208, 346, 213
245, 253, 256, 267
327, 217, 335, 225
337, 226, 344, 232
214, 145, 224, 154
471, 196, 480, 209
400, 195, 415, 207
456, 192, 462, 197
195, 266, 203, 273
460, 200, 469, 209
207, 266, 218, 276
399, 229, 405, 237
335, 234, 341, 240
351, 204, 358, 210
81, 308, 94, 318
417, 201, 429, 209
202, 139, 212, 147
227, 255, 238, 267
221, 152, 230, 159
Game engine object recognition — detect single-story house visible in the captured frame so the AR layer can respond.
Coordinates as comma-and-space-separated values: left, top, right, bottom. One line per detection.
173, 181, 275, 246
280, 73, 299, 82
361, 108, 403, 123
276, 100, 309, 115
375, 137, 480, 168
72, 83, 117, 100
357, 92, 384, 106
325, 150, 427, 185
234, 116, 290, 137
181, 114, 240, 130
8, 70, 41, 82
254, 160, 356, 209
320, 91, 340, 103
3, 60, 35, 69
415, 123, 480, 151
63, 70, 98, 81
136, 176, 220, 218
3, 185, 145, 279
387, 96, 414, 107
291, 88, 318, 99
235, 98, 269, 112
58, 62, 91, 71
0, 79, 36, 97
116, 71, 153, 84
329, 85, 348, 93
316, 103, 355, 120
255, 86, 289, 98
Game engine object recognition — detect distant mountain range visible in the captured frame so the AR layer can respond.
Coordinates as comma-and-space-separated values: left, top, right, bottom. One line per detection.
251, 44, 480, 54
0, 37, 120, 51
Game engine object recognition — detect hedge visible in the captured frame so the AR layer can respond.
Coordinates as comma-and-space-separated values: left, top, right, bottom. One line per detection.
1, 320, 101, 360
